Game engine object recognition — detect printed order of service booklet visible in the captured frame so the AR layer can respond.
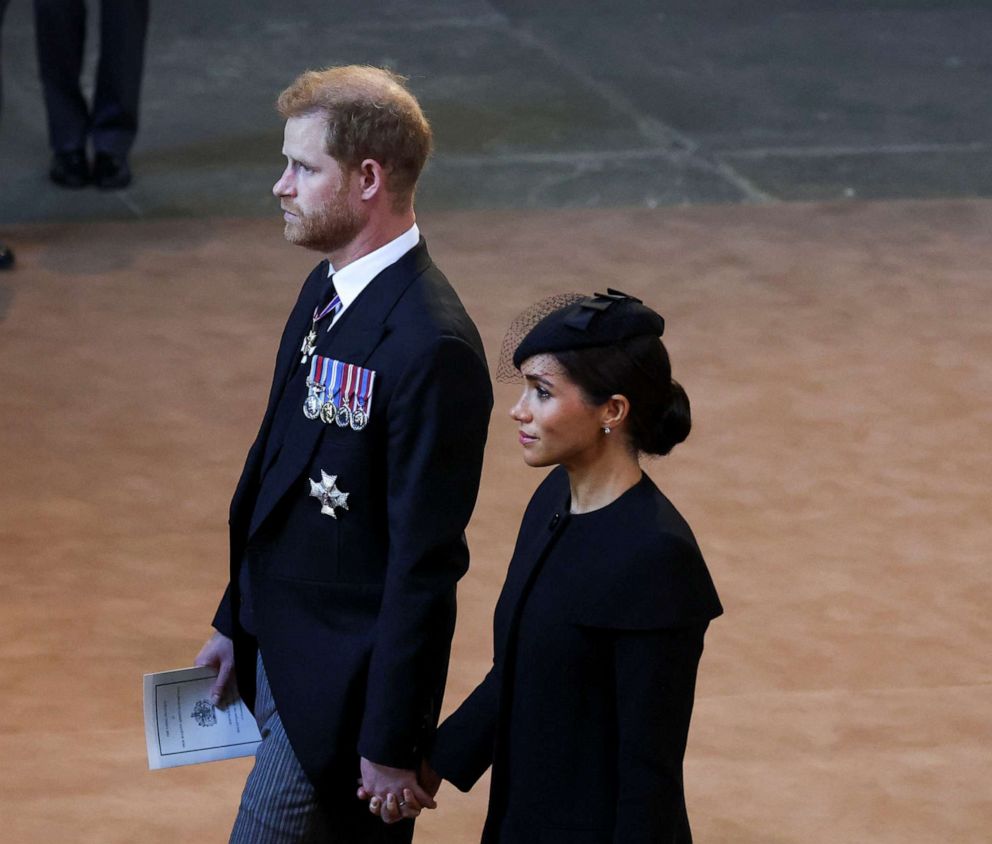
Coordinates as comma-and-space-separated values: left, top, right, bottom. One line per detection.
143, 666, 261, 770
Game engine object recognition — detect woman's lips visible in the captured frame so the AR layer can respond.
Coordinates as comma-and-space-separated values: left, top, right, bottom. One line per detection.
518, 431, 537, 445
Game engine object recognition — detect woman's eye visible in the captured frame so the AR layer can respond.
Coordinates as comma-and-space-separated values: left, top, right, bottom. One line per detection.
536, 387, 551, 400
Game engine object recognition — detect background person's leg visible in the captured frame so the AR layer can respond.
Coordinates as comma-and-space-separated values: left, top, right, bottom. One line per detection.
1, 0, 15, 267
32, 0, 90, 186
90, 0, 148, 187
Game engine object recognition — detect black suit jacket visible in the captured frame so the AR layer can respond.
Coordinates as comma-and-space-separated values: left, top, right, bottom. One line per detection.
213, 239, 493, 793
431, 468, 722, 844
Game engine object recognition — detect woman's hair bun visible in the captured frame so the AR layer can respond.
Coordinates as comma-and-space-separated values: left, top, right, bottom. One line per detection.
650, 380, 691, 455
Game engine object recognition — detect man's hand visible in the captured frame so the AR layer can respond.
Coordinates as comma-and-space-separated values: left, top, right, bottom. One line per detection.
357, 757, 436, 823
194, 631, 236, 706
419, 758, 442, 799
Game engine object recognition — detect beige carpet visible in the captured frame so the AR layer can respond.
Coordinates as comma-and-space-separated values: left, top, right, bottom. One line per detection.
1, 200, 989, 842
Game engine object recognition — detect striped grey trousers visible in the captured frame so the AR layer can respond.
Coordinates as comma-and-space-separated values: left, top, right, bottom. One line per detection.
229, 655, 332, 843
229, 656, 414, 844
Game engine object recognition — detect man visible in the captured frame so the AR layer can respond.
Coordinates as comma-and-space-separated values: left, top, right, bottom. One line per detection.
33, 0, 149, 188
194, 66, 493, 842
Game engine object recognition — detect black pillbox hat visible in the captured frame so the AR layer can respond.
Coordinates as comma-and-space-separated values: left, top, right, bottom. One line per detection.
512, 289, 665, 368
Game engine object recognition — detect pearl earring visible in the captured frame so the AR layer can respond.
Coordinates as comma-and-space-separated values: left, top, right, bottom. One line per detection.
603, 426, 611, 434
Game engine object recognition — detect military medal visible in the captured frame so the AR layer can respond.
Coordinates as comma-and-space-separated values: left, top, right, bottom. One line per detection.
308, 470, 349, 518
303, 393, 323, 420
301, 354, 376, 431
319, 357, 345, 423
300, 289, 342, 366
302, 357, 330, 419
346, 364, 374, 430
350, 406, 367, 431
300, 326, 318, 365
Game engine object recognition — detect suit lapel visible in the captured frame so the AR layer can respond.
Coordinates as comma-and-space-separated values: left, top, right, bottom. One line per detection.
247, 240, 433, 537
230, 260, 330, 541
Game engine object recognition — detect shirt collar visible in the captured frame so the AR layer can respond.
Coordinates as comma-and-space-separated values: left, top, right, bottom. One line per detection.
327, 223, 420, 313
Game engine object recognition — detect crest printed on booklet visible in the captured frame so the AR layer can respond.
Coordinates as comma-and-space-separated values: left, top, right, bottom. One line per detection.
302, 355, 376, 431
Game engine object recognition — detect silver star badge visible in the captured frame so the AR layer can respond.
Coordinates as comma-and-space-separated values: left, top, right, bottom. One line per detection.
308, 470, 349, 518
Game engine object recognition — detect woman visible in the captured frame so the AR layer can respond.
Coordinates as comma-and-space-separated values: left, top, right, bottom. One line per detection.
371, 290, 722, 841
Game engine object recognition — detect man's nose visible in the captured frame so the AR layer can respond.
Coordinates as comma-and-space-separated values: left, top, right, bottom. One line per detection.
273, 169, 293, 197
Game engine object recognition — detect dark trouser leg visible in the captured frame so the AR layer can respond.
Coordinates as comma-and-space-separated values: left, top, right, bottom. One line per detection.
1, 0, 10, 109
33, 0, 89, 152
91, 0, 148, 155
2, 0, 15, 269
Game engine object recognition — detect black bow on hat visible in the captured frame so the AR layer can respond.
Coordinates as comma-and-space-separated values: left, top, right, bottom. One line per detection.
513, 288, 665, 368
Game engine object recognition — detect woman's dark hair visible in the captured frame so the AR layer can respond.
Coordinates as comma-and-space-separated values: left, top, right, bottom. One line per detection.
554, 334, 691, 456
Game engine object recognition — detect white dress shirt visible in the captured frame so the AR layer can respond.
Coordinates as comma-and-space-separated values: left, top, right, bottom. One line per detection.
327, 223, 420, 325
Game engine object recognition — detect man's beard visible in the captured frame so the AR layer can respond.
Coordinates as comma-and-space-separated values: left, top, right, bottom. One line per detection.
283, 186, 366, 253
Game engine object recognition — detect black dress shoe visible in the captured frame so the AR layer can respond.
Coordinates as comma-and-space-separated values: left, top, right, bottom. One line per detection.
93, 152, 132, 190
49, 150, 90, 188
0, 243, 14, 270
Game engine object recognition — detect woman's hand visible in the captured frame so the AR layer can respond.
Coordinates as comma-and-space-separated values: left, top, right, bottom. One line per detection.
367, 787, 425, 824
358, 757, 443, 824
357, 757, 437, 824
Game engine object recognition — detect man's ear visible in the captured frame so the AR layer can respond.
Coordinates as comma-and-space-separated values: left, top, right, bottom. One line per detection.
357, 159, 385, 200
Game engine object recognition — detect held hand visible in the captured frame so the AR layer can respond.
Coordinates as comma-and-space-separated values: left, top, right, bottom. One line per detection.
194, 631, 236, 706
373, 788, 426, 824
357, 757, 436, 823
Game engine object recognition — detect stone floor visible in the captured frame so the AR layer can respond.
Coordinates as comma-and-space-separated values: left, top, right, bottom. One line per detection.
1, 200, 990, 842
2, 1, 991, 223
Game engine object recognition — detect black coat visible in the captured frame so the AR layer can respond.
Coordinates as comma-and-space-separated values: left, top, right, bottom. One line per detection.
431, 467, 722, 844
212, 239, 493, 797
